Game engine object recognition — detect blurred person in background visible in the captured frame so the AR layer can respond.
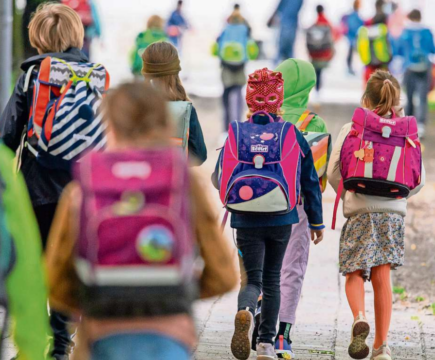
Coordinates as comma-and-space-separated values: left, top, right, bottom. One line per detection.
397, 9, 435, 138
268, 0, 304, 62
46, 82, 237, 360
341, 0, 364, 75
357, 0, 392, 83
214, 4, 258, 133
306, 4, 335, 102
62, 0, 102, 59
130, 15, 168, 78
167, 0, 189, 52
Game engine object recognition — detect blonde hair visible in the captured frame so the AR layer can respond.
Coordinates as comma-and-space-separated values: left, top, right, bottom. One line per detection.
246, 109, 285, 119
147, 15, 164, 30
29, 3, 84, 54
103, 82, 170, 142
361, 70, 401, 117
228, 9, 246, 24
141, 42, 190, 102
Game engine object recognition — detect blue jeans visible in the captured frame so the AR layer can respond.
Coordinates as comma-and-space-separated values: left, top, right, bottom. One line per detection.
404, 68, 432, 125
91, 333, 190, 360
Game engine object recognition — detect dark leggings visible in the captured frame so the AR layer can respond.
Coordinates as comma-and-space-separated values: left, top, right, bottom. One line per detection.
223, 85, 243, 131
315, 68, 323, 92
347, 43, 355, 73
237, 225, 292, 344
34, 204, 71, 357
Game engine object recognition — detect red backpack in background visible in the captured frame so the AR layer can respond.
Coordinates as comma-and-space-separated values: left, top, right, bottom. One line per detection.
62, 0, 93, 27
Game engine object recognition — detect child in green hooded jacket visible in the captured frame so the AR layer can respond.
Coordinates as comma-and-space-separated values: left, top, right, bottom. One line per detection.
0, 142, 51, 360
252, 59, 328, 358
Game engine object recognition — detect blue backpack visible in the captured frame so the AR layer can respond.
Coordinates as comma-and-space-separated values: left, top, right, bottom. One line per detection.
408, 30, 430, 72
218, 24, 250, 65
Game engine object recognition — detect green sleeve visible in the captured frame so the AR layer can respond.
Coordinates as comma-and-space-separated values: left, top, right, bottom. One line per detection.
0, 144, 51, 360
308, 114, 328, 133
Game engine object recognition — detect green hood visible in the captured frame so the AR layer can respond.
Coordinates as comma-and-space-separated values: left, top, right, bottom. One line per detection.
275, 59, 316, 125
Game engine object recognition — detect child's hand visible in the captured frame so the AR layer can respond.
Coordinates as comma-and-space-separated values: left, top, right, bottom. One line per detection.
311, 229, 324, 245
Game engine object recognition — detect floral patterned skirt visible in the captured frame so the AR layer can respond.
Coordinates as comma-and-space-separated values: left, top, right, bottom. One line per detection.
339, 212, 405, 281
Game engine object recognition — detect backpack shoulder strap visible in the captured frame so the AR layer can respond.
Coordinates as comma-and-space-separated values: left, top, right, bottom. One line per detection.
296, 110, 316, 132
23, 65, 37, 93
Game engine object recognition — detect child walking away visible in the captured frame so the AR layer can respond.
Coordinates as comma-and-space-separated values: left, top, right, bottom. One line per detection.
45, 82, 237, 360
306, 5, 334, 100
397, 9, 435, 138
142, 42, 207, 165
341, 0, 364, 75
328, 70, 425, 360
262, 58, 330, 358
214, 4, 258, 132
0, 142, 51, 360
213, 68, 324, 360
130, 15, 168, 77
0, 4, 109, 359
357, 0, 392, 83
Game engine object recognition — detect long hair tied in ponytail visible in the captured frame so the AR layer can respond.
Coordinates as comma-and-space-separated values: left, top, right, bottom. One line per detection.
361, 70, 401, 116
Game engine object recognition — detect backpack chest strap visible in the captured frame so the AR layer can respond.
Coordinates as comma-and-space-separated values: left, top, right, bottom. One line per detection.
296, 110, 316, 132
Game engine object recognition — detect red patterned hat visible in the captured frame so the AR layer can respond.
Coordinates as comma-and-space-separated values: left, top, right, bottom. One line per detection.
246, 68, 284, 114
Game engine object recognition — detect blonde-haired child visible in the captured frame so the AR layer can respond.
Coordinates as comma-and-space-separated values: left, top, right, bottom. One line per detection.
328, 70, 426, 360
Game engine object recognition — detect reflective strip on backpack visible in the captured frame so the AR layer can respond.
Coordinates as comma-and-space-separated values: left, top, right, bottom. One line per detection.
387, 146, 402, 182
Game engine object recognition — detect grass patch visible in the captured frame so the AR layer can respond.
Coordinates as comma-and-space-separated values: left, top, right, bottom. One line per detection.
416, 296, 425, 302
393, 286, 406, 295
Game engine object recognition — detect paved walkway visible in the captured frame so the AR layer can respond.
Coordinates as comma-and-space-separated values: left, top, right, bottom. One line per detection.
193, 188, 435, 360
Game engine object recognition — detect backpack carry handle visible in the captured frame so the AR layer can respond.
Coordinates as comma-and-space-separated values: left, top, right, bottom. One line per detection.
248, 110, 275, 124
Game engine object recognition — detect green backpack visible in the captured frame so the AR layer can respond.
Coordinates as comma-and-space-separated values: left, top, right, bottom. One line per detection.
130, 29, 168, 75
357, 24, 392, 67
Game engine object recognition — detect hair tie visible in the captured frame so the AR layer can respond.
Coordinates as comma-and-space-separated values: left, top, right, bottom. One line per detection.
383, 79, 393, 86
142, 59, 181, 77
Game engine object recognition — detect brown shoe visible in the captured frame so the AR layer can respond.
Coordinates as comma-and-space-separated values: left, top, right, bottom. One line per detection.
348, 312, 370, 359
231, 309, 254, 360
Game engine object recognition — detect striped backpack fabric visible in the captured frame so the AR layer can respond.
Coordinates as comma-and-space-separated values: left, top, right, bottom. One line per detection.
25, 57, 110, 170
217, 111, 302, 215
296, 110, 332, 192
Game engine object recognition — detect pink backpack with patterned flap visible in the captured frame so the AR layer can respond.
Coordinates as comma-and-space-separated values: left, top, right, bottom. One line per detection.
73, 148, 196, 318
332, 107, 422, 229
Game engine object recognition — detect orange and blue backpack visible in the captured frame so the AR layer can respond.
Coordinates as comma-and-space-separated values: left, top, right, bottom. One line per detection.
24, 57, 110, 170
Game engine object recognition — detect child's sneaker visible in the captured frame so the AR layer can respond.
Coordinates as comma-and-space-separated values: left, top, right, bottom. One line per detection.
370, 342, 392, 360
251, 297, 262, 351
257, 342, 277, 359
275, 335, 295, 359
231, 309, 254, 360
348, 312, 370, 359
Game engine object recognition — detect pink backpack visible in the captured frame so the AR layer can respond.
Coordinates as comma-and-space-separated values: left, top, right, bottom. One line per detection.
74, 148, 196, 318
332, 108, 422, 229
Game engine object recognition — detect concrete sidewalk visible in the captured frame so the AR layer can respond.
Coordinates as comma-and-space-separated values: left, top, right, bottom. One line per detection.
193, 187, 435, 360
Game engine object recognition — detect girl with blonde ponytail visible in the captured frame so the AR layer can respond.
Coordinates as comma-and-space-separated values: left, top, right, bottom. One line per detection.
327, 70, 425, 360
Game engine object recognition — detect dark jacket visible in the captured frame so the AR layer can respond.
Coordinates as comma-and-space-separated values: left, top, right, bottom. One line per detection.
188, 106, 207, 165
0, 48, 89, 207
212, 114, 324, 230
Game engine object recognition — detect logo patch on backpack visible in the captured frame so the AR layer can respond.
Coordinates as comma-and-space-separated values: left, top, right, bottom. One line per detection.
380, 118, 396, 126
251, 144, 269, 153
136, 226, 174, 263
